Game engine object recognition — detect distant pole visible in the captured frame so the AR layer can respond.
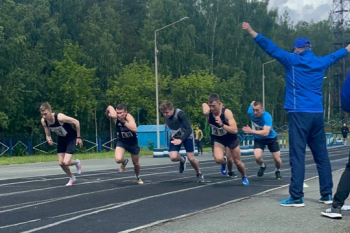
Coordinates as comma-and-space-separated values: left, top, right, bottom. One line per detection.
137, 107, 140, 125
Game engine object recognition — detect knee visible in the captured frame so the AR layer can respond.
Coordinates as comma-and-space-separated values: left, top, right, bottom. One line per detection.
214, 157, 224, 164
60, 161, 69, 166
187, 156, 196, 162
233, 159, 242, 166
169, 156, 178, 162
115, 158, 124, 164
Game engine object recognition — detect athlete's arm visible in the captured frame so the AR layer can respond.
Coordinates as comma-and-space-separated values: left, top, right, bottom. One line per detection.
124, 114, 137, 133
243, 125, 271, 136
202, 103, 210, 117
41, 118, 53, 145
106, 105, 117, 119
222, 109, 238, 134
178, 111, 193, 142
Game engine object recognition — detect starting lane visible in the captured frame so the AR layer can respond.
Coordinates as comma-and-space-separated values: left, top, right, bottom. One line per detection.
0, 146, 348, 233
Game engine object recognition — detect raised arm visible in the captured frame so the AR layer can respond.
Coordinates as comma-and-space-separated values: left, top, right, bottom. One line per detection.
202, 103, 210, 117
242, 22, 292, 67
322, 48, 349, 70
124, 114, 137, 133
41, 118, 53, 145
105, 105, 117, 119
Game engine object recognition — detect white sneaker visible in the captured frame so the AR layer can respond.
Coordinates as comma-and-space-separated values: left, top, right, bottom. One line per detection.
66, 176, 76, 186
76, 159, 82, 175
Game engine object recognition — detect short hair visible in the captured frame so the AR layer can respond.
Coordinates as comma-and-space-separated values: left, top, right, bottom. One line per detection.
116, 103, 128, 111
253, 101, 263, 107
159, 100, 174, 111
208, 94, 220, 103
40, 102, 51, 111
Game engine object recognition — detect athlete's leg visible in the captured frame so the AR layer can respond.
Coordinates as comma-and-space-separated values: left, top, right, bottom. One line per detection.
225, 147, 234, 172
58, 153, 73, 178
230, 144, 247, 177
213, 142, 226, 164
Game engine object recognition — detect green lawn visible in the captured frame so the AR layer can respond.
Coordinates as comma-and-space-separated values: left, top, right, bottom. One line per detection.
0, 147, 213, 166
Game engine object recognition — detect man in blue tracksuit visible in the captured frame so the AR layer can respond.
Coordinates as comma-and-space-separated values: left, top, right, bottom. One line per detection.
322, 72, 350, 218
242, 22, 350, 207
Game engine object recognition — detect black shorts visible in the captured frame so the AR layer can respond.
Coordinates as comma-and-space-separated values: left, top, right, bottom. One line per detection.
57, 137, 76, 154
343, 134, 348, 139
116, 141, 140, 155
254, 137, 280, 153
169, 138, 194, 153
214, 138, 240, 150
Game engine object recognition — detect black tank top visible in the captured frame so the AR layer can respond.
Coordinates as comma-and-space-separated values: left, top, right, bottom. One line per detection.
45, 113, 77, 139
115, 118, 138, 144
208, 108, 237, 141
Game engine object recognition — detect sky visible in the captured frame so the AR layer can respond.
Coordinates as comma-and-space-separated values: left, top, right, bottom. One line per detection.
268, 0, 332, 23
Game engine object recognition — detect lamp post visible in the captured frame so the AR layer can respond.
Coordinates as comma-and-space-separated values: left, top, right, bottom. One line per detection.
262, 59, 276, 108
154, 17, 189, 149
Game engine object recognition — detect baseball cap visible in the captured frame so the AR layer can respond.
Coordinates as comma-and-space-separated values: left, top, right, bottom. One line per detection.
292, 37, 311, 51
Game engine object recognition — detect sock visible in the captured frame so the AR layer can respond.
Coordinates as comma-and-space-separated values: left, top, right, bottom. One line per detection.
122, 158, 128, 165
71, 175, 76, 181
261, 163, 265, 168
275, 168, 280, 171
223, 156, 227, 164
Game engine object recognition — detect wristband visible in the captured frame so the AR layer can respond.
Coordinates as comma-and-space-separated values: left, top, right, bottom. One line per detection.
77, 137, 81, 139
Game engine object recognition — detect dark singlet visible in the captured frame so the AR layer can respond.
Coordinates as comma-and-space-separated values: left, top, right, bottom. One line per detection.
45, 113, 77, 139
164, 109, 193, 139
115, 118, 138, 144
208, 108, 237, 141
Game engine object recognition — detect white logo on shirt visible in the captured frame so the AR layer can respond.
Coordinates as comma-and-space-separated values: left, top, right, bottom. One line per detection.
210, 124, 227, 136
50, 126, 68, 137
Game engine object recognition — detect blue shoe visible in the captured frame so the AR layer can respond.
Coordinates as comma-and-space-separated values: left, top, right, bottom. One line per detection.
319, 194, 333, 204
242, 177, 249, 186
221, 163, 227, 175
280, 197, 305, 207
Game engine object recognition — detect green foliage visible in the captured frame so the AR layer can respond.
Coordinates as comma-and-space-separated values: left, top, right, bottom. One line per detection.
0, 0, 342, 137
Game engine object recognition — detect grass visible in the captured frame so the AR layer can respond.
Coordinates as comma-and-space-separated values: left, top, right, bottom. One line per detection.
0, 147, 213, 166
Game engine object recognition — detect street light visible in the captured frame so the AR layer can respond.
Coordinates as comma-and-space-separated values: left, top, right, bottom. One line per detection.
155, 17, 189, 149
262, 59, 276, 108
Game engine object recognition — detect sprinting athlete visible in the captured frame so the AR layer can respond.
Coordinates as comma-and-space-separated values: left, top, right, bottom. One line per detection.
160, 100, 204, 182
40, 102, 82, 186
106, 103, 143, 184
202, 94, 249, 186
242, 101, 282, 179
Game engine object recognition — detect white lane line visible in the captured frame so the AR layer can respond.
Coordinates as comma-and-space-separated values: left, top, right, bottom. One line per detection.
120, 168, 346, 233
20, 157, 348, 233
1, 150, 345, 197
0, 219, 41, 229
0, 169, 230, 214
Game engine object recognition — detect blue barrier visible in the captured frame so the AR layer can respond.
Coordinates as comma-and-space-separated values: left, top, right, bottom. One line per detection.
327, 132, 345, 147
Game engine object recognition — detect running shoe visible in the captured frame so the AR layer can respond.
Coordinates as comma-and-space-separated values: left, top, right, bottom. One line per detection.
66, 176, 76, 187
280, 197, 305, 207
197, 173, 205, 182
179, 156, 188, 173
136, 177, 144, 184
242, 177, 249, 186
76, 159, 82, 175
119, 158, 129, 172
319, 194, 333, 204
257, 166, 266, 177
275, 171, 282, 180
321, 207, 342, 219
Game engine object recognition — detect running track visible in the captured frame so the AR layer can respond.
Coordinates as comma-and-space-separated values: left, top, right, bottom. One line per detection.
0, 147, 349, 233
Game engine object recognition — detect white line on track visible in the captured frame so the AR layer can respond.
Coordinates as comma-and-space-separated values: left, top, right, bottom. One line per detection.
20, 156, 348, 233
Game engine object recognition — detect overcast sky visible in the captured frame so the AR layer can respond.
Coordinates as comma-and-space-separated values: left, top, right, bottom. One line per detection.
268, 0, 332, 24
